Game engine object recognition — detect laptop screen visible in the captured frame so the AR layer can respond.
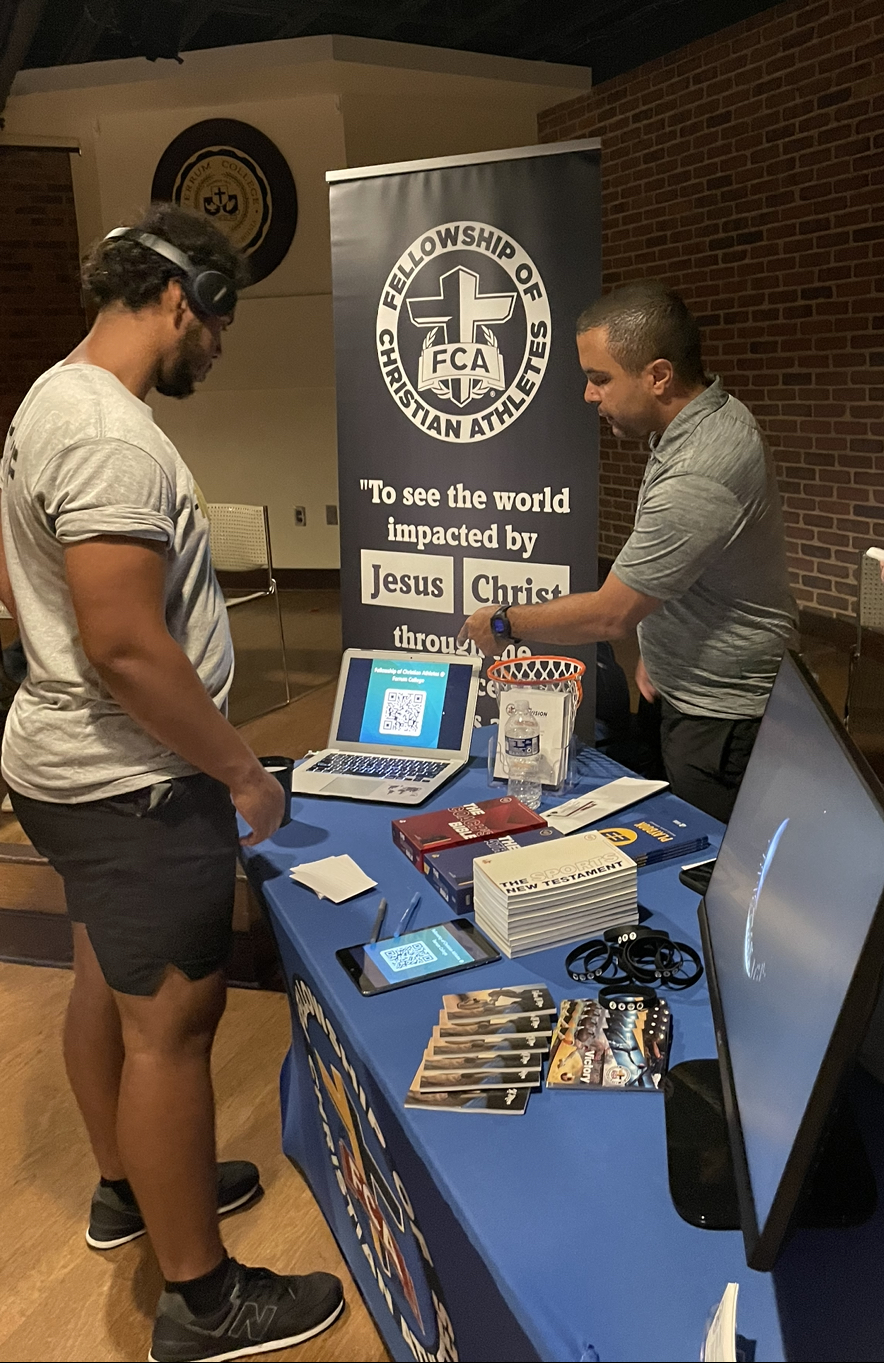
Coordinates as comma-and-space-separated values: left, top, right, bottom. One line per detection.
335, 657, 475, 751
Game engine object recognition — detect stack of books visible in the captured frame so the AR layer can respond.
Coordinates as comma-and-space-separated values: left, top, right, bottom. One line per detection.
425, 825, 562, 913
473, 829, 638, 958
595, 792, 710, 867
405, 985, 556, 1115
392, 796, 547, 872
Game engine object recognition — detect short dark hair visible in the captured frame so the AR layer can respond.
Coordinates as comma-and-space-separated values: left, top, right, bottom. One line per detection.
81, 202, 250, 313
576, 281, 705, 385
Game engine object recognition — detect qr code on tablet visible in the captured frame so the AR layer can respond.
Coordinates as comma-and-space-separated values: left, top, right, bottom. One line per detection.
379, 940, 438, 973
379, 688, 426, 737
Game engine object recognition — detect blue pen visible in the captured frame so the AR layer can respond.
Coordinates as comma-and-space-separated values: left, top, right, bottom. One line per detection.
394, 892, 421, 938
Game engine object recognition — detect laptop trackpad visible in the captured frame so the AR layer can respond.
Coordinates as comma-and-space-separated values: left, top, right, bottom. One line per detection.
323, 776, 385, 797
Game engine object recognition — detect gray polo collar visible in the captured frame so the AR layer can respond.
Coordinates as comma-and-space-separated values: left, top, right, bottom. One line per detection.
648, 376, 728, 459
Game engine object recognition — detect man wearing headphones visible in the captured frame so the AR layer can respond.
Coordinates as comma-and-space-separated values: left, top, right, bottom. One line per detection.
0, 204, 343, 1362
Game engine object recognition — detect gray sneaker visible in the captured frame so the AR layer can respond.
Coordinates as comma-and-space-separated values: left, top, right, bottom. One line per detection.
148, 1259, 345, 1362
86, 1161, 262, 1250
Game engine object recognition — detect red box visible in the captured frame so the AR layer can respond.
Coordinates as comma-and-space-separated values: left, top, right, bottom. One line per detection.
392, 797, 547, 872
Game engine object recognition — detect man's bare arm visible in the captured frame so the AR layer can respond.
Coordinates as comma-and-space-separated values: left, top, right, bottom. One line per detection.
64, 536, 283, 845
458, 571, 661, 653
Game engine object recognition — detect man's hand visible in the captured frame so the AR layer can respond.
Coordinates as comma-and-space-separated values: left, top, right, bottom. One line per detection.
635, 655, 658, 703
65, 536, 288, 840
231, 767, 286, 847
458, 575, 662, 654
457, 604, 499, 654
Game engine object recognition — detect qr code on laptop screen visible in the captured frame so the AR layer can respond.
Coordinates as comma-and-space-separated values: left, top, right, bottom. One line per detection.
379, 687, 426, 737
379, 940, 438, 973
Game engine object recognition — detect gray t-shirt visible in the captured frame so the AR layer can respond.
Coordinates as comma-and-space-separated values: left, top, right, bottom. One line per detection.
0, 363, 233, 802
612, 378, 795, 718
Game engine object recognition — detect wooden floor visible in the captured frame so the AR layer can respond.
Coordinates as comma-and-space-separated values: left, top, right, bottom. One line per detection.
0, 963, 388, 1363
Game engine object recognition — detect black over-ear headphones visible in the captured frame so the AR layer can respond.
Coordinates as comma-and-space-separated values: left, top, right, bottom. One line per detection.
103, 228, 238, 318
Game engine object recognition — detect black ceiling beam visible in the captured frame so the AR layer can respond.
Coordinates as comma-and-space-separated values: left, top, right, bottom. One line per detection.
15, 0, 790, 86
56, 0, 117, 65
425, 0, 519, 49
179, 0, 222, 48
365, 0, 435, 41
510, 0, 651, 63
0, 0, 51, 117
270, 2, 333, 41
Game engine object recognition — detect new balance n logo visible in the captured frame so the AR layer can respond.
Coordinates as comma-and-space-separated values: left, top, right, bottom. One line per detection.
228, 1301, 277, 1341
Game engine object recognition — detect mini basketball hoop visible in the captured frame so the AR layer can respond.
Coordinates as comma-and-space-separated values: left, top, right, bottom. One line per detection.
486, 655, 586, 791
485, 655, 586, 707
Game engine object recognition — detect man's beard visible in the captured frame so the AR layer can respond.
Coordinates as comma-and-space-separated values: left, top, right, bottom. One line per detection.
155, 322, 206, 399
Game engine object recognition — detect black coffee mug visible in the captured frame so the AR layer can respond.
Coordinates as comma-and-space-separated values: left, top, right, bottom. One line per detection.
259, 755, 294, 826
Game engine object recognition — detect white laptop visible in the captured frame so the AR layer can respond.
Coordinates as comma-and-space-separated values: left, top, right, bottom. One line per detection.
290, 649, 481, 805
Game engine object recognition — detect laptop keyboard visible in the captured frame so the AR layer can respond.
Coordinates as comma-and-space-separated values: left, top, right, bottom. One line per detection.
308, 753, 448, 782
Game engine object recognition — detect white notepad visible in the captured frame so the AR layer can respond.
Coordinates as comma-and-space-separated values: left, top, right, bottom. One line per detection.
290, 854, 377, 903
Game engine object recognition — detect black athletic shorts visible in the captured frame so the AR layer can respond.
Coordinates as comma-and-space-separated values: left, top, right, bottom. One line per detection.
10, 773, 238, 996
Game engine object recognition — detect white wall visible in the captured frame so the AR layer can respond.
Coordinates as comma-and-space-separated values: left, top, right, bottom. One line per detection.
341, 93, 540, 167
154, 295, 338, 570
2, 37, 591, 569
92, 93, 344, 569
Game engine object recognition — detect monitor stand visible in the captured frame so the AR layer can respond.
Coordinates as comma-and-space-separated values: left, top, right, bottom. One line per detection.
664, 1058, 876, 1231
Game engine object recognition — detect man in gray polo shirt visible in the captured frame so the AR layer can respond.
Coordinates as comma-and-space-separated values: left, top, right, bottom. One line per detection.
459, 281, 795, 821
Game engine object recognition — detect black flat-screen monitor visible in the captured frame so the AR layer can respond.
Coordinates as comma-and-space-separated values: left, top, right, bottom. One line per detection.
700, 650, 884, 1270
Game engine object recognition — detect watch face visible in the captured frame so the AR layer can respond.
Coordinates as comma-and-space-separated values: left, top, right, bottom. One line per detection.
491, 616, 507, 635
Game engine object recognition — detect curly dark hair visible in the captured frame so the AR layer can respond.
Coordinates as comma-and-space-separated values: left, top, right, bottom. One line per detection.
81, 202, 251, 313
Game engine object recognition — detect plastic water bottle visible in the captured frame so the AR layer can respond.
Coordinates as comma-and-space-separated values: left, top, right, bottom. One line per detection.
504, 697, 542, 810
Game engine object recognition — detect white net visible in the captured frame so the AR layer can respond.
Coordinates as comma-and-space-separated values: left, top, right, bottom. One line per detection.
486, 655, 584, 701
487, 657, 585, 791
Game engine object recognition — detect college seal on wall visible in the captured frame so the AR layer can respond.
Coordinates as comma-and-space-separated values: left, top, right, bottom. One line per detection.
151, 118, 297, 284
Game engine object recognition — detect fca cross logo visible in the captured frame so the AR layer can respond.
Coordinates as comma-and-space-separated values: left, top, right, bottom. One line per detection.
408, 267, 515, 407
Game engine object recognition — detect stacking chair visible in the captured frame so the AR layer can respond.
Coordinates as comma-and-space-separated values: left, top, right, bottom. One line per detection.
207, 503, 291, 721
844, 548, 884, 778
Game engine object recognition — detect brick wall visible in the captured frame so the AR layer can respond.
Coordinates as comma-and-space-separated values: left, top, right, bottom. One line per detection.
539, 0, 883, 619
0, 147, 85, 438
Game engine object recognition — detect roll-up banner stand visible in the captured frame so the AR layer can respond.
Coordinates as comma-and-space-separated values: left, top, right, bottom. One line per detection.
327, 140, 601, 735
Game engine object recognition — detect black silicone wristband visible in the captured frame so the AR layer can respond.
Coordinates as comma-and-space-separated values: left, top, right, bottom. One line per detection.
659, 941, 704, 990
565, 940, 631, 985
597, 983, 659, 1012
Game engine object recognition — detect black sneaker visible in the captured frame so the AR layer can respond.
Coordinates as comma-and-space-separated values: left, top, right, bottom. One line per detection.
148, 1259, 345, 1362
86, 1161, 262, 1250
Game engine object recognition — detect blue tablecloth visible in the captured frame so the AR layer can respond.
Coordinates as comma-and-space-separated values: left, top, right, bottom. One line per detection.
243, 732, 884, 1363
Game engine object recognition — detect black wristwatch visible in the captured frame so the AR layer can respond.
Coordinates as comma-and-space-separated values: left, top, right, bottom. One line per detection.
490, 606, 519, 644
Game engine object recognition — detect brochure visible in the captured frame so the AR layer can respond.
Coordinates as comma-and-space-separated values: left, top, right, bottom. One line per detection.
423, 1050, 545, 1073
441, 984, 556, 1020
547, 997, 672, 1091
545, 777, 669, 836
405, 1077, 531, 1114
428, 1028, 550, 1057
493, 688, 570, 787
436, 1013, 556, 1039
415, 1060, 541, 1091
